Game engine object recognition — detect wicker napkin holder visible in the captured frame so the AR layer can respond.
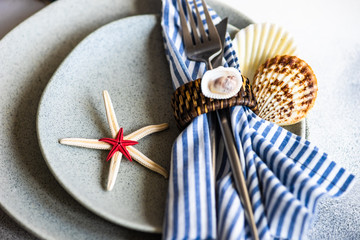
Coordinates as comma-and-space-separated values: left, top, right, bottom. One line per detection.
171, 75, 258, 130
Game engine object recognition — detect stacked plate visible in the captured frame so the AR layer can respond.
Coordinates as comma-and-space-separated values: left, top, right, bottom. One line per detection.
0, 0, 306, 239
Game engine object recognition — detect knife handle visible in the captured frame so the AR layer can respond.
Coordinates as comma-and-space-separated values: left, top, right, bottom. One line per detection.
216, 108, 259, 240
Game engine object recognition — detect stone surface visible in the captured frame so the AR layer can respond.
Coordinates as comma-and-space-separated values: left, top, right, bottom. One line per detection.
1, 0, 359, 239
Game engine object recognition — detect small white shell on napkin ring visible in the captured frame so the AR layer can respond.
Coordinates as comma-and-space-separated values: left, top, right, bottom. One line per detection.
201, 66, 243, 99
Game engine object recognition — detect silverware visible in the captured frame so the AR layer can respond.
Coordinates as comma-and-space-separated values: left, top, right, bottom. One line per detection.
209, 18, 228, 187
177, 1, 259, 239
211, 17, 259, 240
213, 18, 228, 68
177, 0, 222, 185
216, 110, 259, 240
177, 0, 222, 69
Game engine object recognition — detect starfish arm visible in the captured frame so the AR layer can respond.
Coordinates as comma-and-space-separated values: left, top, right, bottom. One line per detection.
107, 151, 122, 191
106, 145, 121, 161
127, 146, 169, 179
121, 140, 138, 146
59, 138, 112, 150
99, 138, 118, 145
117, 128, 124, 141
124, 123, 169, 141
103, 90, 120, 138
119, 145, 133, 162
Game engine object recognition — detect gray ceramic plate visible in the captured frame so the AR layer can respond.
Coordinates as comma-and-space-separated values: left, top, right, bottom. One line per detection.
37, 14, 177, 233
37, 14, 305, 233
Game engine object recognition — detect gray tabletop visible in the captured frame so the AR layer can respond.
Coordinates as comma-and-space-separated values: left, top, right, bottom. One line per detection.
0, 208, 37, 240
0, 2, 45, 239
1, 0, 359, 239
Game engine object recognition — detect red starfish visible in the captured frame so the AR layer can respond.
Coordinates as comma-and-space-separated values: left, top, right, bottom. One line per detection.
99, 128, 138, 162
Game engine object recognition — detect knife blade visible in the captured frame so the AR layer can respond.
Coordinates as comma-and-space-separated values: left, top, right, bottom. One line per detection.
212, 18, 259, 240
212, 18, 228, 68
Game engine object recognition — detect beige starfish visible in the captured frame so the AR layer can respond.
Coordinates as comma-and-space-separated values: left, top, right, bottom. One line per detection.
59, 90, 169, 191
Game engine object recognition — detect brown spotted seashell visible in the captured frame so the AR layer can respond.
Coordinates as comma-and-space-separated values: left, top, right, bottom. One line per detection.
253, 55, 318, 125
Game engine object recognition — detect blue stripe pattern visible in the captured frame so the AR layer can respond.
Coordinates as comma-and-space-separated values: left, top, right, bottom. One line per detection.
161, 0, 355, 239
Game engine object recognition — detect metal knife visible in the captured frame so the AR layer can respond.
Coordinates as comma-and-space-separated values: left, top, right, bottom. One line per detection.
212, 18, 259, 240
213, 18, 228, 68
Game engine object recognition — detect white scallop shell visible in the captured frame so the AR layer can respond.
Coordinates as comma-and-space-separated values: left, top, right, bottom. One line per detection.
201, 66, 243, 99
253, 55, 318, 126
233, 23, 298, 84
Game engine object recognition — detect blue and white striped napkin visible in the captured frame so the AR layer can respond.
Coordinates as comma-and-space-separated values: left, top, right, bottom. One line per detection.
161, 0, 355, 239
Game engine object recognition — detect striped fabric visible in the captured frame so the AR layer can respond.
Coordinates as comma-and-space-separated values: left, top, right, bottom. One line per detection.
161, 0, 355, 239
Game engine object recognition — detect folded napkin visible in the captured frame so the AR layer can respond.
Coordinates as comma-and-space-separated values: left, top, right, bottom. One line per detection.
161, 0, 355, 239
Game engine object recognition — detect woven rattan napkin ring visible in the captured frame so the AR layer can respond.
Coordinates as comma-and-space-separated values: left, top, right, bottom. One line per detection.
171, 75, 258, 130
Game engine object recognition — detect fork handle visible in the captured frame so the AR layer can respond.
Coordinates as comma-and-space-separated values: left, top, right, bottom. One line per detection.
216, 108, 259, 240
209, 111, 217, 182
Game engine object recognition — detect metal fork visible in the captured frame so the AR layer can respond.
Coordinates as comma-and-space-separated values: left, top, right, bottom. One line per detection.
177, 0, 221, 69
177, 1, 259, 239
177, 0, 220, 187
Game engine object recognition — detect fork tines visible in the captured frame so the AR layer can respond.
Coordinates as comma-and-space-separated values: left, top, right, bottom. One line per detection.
178, 0, 218, 43
176, 0, 221, 68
